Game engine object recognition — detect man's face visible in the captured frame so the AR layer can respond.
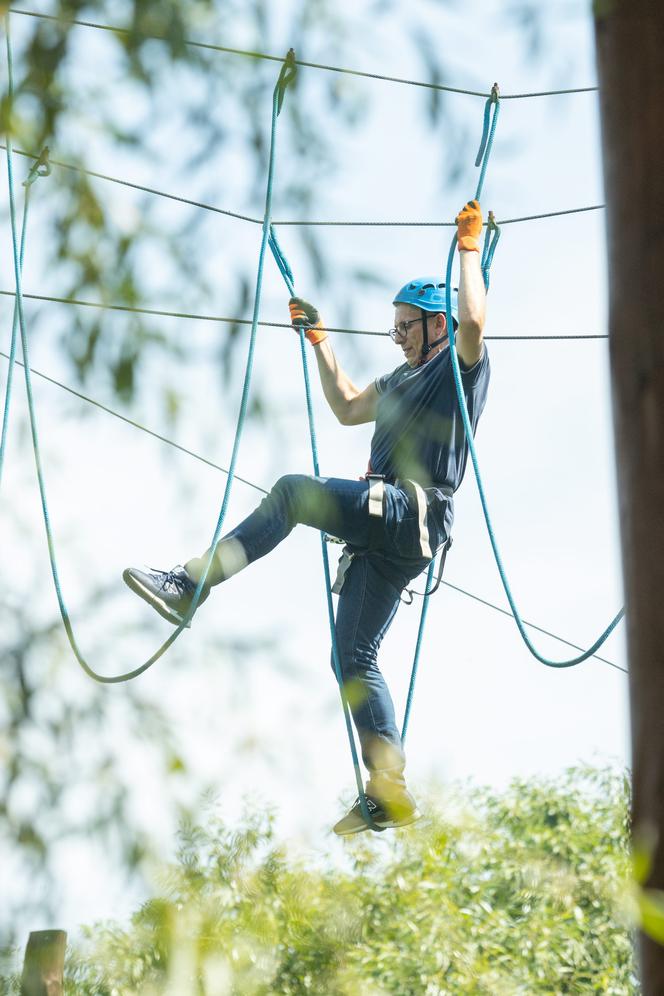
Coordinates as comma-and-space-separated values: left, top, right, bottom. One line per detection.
393, 304, 446, 367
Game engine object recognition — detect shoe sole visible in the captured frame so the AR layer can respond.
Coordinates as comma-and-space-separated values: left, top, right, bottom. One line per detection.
333, 808, 422, 837
123, 569, 191, 628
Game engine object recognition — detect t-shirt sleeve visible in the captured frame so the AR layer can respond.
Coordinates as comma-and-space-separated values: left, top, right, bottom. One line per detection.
459, 344, 490, 388
375, 363, 406, 395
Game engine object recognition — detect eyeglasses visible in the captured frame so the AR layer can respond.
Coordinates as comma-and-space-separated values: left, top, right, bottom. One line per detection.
387, 317, 424, 342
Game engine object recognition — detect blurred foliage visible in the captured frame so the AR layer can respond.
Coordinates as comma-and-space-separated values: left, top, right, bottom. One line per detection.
3, 765, 640, 994
0, 563, 288, 956
0, 0, 473, 413
0, 584, 159, 947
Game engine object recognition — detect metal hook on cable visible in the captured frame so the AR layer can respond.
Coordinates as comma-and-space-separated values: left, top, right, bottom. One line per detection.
24, 146, 50, 187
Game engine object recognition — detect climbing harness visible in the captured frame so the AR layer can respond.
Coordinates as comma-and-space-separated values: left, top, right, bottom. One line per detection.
401, 536, 453, 605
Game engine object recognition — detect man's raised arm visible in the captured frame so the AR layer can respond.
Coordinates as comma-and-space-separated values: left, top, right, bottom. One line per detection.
455, 199, 487, 368
289, 297, 378, 425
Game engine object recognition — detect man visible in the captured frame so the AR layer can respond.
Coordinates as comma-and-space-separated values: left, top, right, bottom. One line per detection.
123, 200, 490, 836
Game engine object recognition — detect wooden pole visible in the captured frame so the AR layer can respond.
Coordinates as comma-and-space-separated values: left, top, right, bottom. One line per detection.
20, 931, 66, 996
594, 1, 664, 992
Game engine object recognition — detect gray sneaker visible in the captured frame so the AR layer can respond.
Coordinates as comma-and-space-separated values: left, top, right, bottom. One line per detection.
332, 790, 421, 836
123, 565, 209, 627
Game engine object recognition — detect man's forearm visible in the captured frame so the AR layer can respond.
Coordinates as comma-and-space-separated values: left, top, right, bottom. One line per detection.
458, 249, 486, 332
312, 339, 361, 424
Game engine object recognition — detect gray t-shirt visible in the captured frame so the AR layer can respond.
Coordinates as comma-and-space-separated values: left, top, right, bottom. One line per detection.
369, 345, 490, 492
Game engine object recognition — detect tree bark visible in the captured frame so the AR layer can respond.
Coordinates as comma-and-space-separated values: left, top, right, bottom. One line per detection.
20, 931, 66, 996
594, 1, 664, 992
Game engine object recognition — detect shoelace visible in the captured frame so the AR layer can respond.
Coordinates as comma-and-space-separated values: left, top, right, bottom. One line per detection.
151, 568, 189, 594
352, 796, 377, 813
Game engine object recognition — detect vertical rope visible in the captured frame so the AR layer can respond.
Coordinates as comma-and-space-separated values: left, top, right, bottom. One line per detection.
440, 89, 624, 666
399, 96, 504, 740
268, 226, 378, 829
0, 184, 29, 490
400, 558, 435, 743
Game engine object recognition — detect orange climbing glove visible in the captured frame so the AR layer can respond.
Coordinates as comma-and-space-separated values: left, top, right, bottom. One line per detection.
288, 296, 328, 346
456, 199, 483, 253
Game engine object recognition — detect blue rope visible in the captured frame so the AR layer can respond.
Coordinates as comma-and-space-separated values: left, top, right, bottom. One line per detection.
474, 95, 493, 168
441, 92, 624, 668
3, 18, 296, 682
268, 225, 379, 830
475, 86, 500, 197
400, 558, 436, 743
0, 183, 29, 491
481, 212, 501, 291
0, 151, 49, 491
400, 98, 504, 739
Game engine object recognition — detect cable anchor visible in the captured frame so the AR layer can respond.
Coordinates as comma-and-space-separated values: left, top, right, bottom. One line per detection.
24, 146, 50, 187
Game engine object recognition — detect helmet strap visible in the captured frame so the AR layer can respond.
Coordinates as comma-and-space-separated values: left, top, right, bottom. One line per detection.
419, 310, 448, 363
421, 309, 431, 356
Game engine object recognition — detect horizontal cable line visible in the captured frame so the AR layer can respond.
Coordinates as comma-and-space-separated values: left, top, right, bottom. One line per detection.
0, 289, 382, 337
495, 204, 604, 225
9, 8, 597, 99
0, 144, 261, 225
0, 348, 268, 495
0, 348, 622, 673
270, 207, 606, 227
1, 144, 605, 229
267, 204, 606, 226
0, 290, 608, 340
442, 580, 626, 674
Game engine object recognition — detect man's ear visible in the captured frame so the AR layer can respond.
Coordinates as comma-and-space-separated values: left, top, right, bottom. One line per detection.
437, 312, 448, 334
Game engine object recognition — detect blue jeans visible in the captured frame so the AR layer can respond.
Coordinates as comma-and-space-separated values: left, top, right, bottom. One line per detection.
187, 475, 453, 791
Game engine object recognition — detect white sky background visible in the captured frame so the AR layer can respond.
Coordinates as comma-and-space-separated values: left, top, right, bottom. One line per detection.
0, 1, 629, 934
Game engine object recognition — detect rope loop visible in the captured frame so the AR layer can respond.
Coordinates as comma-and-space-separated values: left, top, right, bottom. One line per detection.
481, 210, 501, 290
443, 236, 624, 667
2, 23, 293, 683
268, 225, 294, 292
275, 47, 297, 115
474, 83, 500, 168
24, 145, 50, 186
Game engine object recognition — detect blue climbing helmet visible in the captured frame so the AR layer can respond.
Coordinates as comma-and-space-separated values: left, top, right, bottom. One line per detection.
393, 277, 458, 357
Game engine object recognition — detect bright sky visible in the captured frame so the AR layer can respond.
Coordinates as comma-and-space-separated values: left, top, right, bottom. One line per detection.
1, 1, 629, 933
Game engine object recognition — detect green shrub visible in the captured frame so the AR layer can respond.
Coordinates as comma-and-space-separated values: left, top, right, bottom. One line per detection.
12, 765, 640, 994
